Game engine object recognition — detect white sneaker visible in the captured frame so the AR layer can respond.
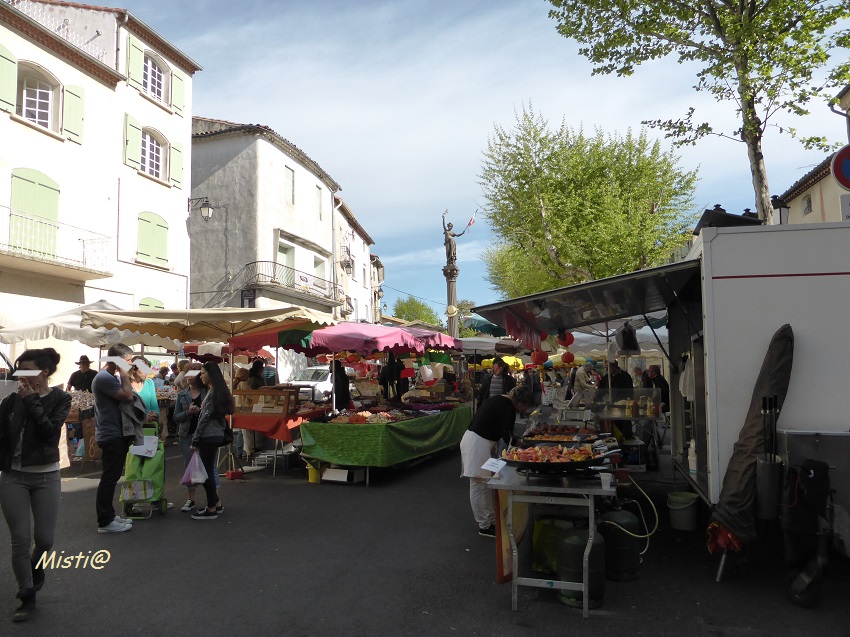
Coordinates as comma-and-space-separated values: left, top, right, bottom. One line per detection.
180, 499, 195, 512
97, 520, 131, 533
113, 516, 133, 525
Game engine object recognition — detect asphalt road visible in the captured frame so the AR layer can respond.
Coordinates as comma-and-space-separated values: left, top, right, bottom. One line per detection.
0, 444, 847, 636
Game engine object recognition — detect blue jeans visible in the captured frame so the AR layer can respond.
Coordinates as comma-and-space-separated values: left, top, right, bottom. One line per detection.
0, 469, 61, 595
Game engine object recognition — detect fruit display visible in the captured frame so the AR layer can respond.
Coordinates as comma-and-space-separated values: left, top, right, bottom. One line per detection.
523, 432, 597, 443
330, 410, 398, 424
155, 387, 177, 403
69, 390, 94, 411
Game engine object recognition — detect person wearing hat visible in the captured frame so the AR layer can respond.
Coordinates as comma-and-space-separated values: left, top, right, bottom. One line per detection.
66, 355, 97, 393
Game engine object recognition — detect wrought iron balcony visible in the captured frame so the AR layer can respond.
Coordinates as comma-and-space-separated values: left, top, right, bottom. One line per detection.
3, 0, 109, 62
0, 205, 112, 279
244, 261, 339, 301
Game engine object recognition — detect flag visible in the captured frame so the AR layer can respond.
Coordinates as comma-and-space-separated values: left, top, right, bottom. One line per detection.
467, 210, 477, 227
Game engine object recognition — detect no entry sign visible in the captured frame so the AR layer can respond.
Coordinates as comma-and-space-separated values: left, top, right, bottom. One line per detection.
831, 144, 850, 191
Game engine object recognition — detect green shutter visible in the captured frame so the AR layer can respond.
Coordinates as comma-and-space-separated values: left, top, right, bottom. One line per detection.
124, 113, 142, 170
171, 70, 184, 116
139, 296, 165, 310
169, 142, 183, 188
10, 169, 59, 257
63, 85, 84, 144
127, 35, 144, 90
0, 43, 16, 113
137, 212, 168, 267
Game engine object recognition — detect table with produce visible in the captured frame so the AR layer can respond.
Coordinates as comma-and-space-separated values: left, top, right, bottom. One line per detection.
300, 403, 472, 467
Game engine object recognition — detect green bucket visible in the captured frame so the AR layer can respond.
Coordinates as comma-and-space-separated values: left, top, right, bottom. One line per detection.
667, 491, 699, 531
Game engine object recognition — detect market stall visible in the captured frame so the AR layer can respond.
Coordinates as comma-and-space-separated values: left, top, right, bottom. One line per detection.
301, 405, 471, 484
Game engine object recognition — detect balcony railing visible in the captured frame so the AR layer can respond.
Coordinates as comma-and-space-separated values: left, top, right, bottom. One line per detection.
0, 205, 111, 274
4, 0, 109, 62
244, 261, 340, 302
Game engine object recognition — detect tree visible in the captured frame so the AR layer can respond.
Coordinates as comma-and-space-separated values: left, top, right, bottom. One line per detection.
392, 296, 442, 326
547, 0, 850, 224
480, 106, 698, 298
457, 299, 478, 338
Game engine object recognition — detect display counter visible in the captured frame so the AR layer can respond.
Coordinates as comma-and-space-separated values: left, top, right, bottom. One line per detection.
300, 405, 471, 468
231, 408, 329, 442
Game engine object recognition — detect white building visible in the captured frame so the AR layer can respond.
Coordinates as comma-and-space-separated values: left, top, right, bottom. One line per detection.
334, 195, 376, 322
0, 0, 200, 372
191, 116, 352, 317
773, 86, 850, 224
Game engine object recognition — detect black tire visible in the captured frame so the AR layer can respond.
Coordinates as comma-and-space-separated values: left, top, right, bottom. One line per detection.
785, 569, 821, 608
122, 503, 134, 517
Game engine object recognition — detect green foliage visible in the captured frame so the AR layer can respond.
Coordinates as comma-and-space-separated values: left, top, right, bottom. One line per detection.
457, 299, 477, 338
392, 296, 442, 326
546, 0, 850, 220
479, 106, 698, 299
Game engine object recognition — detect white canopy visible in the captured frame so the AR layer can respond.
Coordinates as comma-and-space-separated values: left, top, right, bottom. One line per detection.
0, 300, 181, 349
457, 336, 524, 355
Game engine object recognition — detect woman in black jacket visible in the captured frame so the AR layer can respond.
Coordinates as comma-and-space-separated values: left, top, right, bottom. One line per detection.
0, 348, 71, 622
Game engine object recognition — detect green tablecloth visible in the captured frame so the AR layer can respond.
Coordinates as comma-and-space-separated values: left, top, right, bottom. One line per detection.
300, 405, 471, 467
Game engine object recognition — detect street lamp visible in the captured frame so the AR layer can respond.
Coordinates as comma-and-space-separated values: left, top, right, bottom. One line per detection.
771, 195, 789, 225
188, 196, 214, 221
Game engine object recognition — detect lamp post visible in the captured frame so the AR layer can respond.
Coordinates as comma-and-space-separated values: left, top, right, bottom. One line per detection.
771, 195, 789, 225
188, 196, 214, 221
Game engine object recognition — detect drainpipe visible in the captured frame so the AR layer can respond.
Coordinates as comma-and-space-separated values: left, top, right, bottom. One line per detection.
116, 10, 129, 72
332, 196, 342, 320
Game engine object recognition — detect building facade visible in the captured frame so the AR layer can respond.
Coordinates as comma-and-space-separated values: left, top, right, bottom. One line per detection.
775, 86, 850, 224
192, 117, 377, 321
0, 0, 200, 370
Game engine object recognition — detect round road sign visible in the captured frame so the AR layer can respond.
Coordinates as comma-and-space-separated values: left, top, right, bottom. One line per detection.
831, 144, 850, 191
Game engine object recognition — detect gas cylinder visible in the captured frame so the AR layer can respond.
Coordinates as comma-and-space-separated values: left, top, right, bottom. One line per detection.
556, 528, 605, 608
599, 509, 641, 581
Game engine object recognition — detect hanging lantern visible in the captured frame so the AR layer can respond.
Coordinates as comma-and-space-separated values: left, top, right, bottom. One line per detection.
561, 351, 575, 364
531, 349, 548, 365
563, 332, 575, 347
540, 331, 548, 340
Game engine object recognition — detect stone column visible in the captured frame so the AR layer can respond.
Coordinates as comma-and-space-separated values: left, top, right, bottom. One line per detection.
443, 263, 459, 337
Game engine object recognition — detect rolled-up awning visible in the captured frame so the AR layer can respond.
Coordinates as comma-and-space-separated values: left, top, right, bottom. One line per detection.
474, 259, 701, 350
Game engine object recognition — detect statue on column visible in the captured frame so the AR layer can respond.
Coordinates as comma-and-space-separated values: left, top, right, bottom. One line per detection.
442, 210, 467, 266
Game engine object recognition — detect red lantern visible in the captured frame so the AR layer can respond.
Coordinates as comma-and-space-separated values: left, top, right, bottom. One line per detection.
561, 352, 575, 364
530, 349, 548, 365
540, 331, 548, 340
563, 332, 575, 347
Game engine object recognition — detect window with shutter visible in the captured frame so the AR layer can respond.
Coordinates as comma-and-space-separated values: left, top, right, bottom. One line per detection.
0, 43, 15, 113
10, 168, 59, 257
127, 35, 145, 91
63, 85, 84, 144
137, 212, 168, 267
139, 297, 165, 310
171, 70, 184, 116
124, 114, 142, 170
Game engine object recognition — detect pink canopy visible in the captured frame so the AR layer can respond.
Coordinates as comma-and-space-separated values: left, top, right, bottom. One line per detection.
309, 323, 422, 355
398, 326, 462, 351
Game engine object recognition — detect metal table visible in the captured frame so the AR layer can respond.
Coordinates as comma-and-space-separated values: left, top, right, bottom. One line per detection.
487, 465, 615, 618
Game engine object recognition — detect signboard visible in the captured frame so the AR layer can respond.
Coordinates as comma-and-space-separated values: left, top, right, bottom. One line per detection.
831, 144, 850, 191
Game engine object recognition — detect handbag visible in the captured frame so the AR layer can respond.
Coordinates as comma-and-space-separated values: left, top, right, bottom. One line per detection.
180, 450, 208, 486
220, 425, 234, 447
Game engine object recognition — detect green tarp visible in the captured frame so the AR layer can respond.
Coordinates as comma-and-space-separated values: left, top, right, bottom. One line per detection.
300, 405, 471, 467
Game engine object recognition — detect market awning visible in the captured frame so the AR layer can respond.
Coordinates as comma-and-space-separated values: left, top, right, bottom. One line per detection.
474, 259, 701, 350
80, 306, 335, 344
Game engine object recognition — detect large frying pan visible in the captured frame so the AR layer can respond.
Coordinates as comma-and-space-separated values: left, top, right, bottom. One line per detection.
501, 448, 619, 474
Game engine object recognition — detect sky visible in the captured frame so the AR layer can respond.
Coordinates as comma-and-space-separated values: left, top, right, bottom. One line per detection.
119, 0, 849, 320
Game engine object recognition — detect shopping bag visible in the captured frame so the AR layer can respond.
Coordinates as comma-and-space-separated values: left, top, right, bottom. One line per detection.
120, 480, 153, 502
219, 426, 234, 447
180, 450, 208, 486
